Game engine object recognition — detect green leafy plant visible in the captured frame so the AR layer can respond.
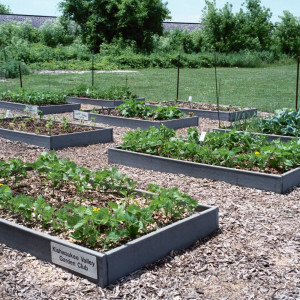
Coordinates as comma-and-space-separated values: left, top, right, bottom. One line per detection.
0, 60, 30, 79
45, 117, 55, 136
0, 90, 67, 105
1, 153, 199, 250
148, 184, 198, 219
68, 85, 137, 100
61, 116, 72, 132
116, 99, 185, 120
0, 158, 28, 184
232, 108, 300, 137
120, 126, 300, 173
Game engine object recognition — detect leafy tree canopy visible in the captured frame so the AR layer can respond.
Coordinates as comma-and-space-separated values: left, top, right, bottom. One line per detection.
0, 3, 11, 14
202, 0, 273, 52
59, 0, 170, 52
275, 11, 300, 56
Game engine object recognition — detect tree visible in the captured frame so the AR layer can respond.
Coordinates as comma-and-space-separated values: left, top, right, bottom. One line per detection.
201, 0, 273, 52
274, 11, 300, 56
59, 0, 170, 52
237, 0, 273, 51
0, 3, 11, 14
40, 18, 76, 47
202, 1, 239, 52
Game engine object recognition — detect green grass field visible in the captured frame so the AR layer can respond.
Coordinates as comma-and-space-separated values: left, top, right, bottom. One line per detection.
0, 64, 298, 112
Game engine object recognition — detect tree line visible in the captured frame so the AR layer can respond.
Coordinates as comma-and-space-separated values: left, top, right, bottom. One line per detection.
58, 0, 300, 57
0, 0, 299, 73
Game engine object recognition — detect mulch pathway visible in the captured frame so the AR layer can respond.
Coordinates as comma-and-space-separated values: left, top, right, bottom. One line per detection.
0, 108, 299, 299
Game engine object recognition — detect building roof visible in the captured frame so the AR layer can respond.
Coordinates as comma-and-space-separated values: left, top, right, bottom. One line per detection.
0, 13, 56, 28
0, 13, 203, 32
163, 21, 203, 32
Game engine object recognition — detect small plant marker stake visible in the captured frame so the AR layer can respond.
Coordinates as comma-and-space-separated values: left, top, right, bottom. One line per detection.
19, 64, 23, 89
214, 52, 221, 128
92, 51, 95, 87
189, 96, 192, 108
176, 55, 180, 101
296, 57, 299, 110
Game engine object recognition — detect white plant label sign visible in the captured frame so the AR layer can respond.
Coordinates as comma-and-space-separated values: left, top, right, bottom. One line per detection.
25, 105, 38, 114
73, 110, 89, 121
51, 242, 98, 279
199, 132, 207, 142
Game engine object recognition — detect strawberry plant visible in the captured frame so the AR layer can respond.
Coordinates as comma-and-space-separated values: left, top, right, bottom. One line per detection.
0, 153, 198, 250
1, 90, 67, 105
0, 158, 28, 184
120, 126, 300, 173
116, 99, 185, 120
68, 84, 136, 100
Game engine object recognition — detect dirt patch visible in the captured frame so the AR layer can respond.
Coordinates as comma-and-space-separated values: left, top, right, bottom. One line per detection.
0, 117, 96, 135
149, 100, 253, 112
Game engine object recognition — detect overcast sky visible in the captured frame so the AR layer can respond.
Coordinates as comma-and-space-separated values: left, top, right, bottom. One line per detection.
1, 0, 300, 23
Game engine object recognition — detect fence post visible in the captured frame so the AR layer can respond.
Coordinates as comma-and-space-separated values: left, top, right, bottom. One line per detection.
296, 57, 299, 110
92, 51, 95, 87
214, 51, 220, 127
176, 55, 180, 101
19, 64, 23, 89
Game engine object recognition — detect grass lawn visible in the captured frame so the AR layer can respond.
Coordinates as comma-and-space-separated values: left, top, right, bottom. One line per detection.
0, 64, 298, 112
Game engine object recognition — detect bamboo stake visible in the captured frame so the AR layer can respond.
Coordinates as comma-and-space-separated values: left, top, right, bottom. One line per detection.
176, 55, 180, 101
19, 64, 23, 89
214, 52, 220, 127
296, 57, 299, 110
92, 51, 95, 86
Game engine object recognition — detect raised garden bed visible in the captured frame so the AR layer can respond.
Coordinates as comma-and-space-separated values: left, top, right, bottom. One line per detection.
215, 128, 299, 142
67, 97, 145, 108
0, 154, 218, 287
0, 117, 113, 149
0, 90, 80, 115
147, 101, 257, 121
73, 109, 199, 130
0, 99, 80, 115
66, 85, 145, 108
108, 127, 300, 193
108, 147, 300, 193
0, 204, 217, 287
220, 108, 300, 140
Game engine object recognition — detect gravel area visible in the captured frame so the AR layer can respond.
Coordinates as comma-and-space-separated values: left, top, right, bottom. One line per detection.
0, 109, 299, 299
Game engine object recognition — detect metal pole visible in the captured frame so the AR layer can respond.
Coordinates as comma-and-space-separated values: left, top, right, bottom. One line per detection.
296, 57, 299, 110
92, 51, 94, 86
48, 73, 51, 91
214, 52, 220, 128
19, 64, 23, 89
176, 55, 180, 101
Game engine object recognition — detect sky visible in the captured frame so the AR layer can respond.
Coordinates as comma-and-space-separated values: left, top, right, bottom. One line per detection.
1, 0, 300, 23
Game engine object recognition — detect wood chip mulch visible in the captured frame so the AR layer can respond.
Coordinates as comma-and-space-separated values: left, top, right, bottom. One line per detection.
0, 108, 299, 300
